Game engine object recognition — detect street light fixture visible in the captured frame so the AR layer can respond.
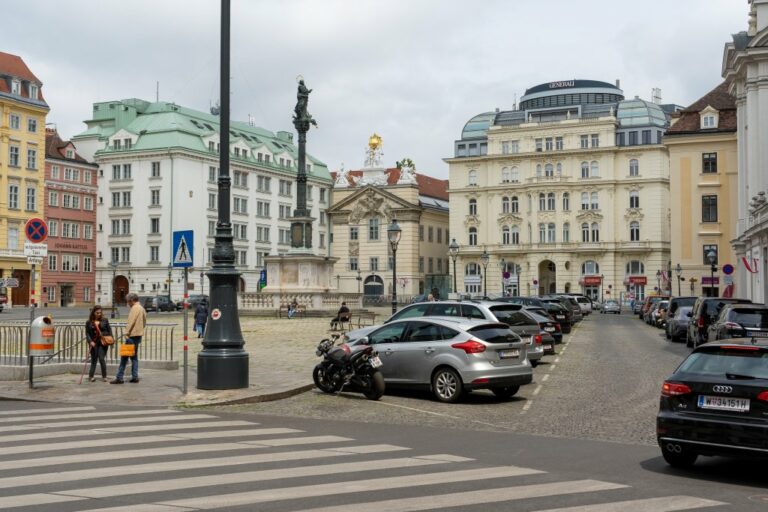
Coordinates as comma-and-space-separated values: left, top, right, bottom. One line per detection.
109, 260, 118, 319
356, 269, 362, 294
600, 273, 604, 302
167, 263, 173, 302
448, 238, 460, 295
387, 219, 402, 314
707, 250, 718, 297
674, 263, 683, 296
500, 258, 506, 296
480, 249, 489, 299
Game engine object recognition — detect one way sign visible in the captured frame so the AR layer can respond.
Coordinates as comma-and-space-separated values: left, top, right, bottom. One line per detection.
172, 230, 194, 268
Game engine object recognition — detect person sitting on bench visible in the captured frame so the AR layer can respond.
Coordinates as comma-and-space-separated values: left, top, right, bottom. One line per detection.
330, 302, 351, 329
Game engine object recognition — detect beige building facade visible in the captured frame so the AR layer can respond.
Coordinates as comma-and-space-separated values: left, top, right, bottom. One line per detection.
447, 80, 675, 301
666, 82, 738, 297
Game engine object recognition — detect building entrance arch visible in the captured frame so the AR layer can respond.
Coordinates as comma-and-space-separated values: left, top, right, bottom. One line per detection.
364, 275, 384, 297
113, 275, 129, 306
538, 260, 557, 295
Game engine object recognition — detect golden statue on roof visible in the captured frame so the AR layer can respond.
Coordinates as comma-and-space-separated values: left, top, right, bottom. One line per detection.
368, 133, 382, 150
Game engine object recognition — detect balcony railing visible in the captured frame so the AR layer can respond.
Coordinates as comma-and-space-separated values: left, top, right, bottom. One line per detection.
0, 249, 24, 258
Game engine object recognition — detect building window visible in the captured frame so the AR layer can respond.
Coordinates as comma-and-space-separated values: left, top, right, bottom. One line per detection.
510, 167, 519, 182
547, 223, 556, 243
563, 223, 570, 242
9, 145, 19, 166
580, 134, 589, 149
539, 223, 546, 243
419, 225, 424, 241
629, 190, 640, 208
150, 217, 160, 234
501, 167, 510, 183
591, 134, 599, 148
547, 192, 555, 211
8, 185, 19, 209
703, 245, 718, 265
629, 159, 639, 176
368, 217, 379, 240
151, 161, 161, 177
428, 258, 434, 273
702, 153, 718, 173
350, 226, 359, 240
49, 191, 58, 207
544, 163, 554, 177
535, 138, 543, 152
555, 137, 564, 150
511, 226, 520, 245
150, 189, 160, 206
29, 83, 38, 99
320, 188, 326, 203
562, 192, 570, 211
370, 257, 379, 271
149, 246, 159, 262
49, 220, 57, 237
428, 226, 434, 242
84, 224, 93, 240
538, 193, 546, 211
84, 196, 93, 210
121, 219, 131, 234
581, 223, 590, 242
630, 221, 640, 241
582, 260, 600, 275
468, 227, 478, 246
26, 187, 36, 210
279, 180, 292, 196
702, 115, 716, 129
468, 170, 477, 186
83, 256, 92, 272
626, 260, 644, 275
502, 226, 510, 245
581, 161, 589, 178
208, 193, 216, 210
48, 254, 57, 271
349, 257, 358, 271
545, 137, 553, 151
590, 192, 599, 210
7, 226, 18, 249
590, 161, 599, 177
536, 164, 542, 177
27, 118, 37, 133
581, 192, 589, 210
629, 131, 638, 145
61, 254, 80, 272
468, 198, 477, 215
437, 227, 442, 244
510, 196, 519, 213
502, 196, 510, 214
121, 247, 130, 262
702, 195, 718, 222
591, 222, 600, 242
9, 113, 20, 129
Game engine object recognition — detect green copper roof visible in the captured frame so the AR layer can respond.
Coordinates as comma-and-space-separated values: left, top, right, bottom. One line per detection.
73, 98, 331, 181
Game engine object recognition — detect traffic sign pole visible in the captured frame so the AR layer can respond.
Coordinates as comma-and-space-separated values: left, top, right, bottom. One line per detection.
183, 267, 189, 395
27, 263, 36, 389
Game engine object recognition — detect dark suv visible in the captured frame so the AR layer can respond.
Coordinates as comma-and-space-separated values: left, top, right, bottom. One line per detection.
707, 304, 768, 342
686, 297, 752, 347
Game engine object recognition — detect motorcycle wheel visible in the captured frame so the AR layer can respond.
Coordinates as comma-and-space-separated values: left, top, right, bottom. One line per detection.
313, 364, 337, 394
361, 370, 385, 401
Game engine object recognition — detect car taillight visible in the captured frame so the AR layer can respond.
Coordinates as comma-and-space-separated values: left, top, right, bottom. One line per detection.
534, 334, 542, 345
451, 340, 486, 354
757, 391, 768, 402
661, 381, 692, 397
555, 323, 561, 332
724, 322, 743, 331
697, 316, 705, 328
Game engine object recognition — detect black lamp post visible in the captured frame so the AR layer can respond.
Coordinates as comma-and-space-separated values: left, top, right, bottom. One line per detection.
480, 248, 489, 298
356, 269, 362, 294
387, 219, 402, 314
448, 238, 459, 295
198, 0, 249, 390
500, 258, 506, 296
167, 263, 173, 302
675, 263, 682, 296
600, 273, 604, 302
707, 250, 718, 297
109, 260, 118, 319
656, 270, 661, 294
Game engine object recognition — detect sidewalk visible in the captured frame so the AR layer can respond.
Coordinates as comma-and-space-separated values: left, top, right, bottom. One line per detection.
0, 308, 392, 407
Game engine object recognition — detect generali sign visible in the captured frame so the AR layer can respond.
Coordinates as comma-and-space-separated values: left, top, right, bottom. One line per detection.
549, 80, 575, 89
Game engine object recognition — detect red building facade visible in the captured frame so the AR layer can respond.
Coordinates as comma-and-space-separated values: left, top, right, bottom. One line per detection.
42, 129, 98, 306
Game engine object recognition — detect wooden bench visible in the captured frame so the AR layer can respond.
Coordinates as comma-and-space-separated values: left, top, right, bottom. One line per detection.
357, 311, 377, 328
277, 304, 306, 318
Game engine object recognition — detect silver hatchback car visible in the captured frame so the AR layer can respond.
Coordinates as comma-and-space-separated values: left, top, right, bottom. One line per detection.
348, 317, 532, 403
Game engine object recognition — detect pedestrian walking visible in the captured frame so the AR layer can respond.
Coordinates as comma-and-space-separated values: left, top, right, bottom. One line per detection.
194, 300, 208, 338
111, 292, 147, 384
330, 302, 351, 330
84, 306, 112, 382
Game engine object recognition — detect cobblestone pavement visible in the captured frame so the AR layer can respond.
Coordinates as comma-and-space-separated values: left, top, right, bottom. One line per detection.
213, 312, 691, 446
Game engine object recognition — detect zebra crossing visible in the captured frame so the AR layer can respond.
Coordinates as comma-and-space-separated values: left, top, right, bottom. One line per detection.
0, 404, 727, 511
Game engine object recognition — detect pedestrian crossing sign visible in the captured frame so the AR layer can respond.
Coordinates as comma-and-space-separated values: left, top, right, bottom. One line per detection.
172, 230, 194, 268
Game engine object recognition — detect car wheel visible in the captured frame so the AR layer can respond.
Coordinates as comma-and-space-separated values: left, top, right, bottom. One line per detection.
661, 443, 698, 468
432, 367, 463, 403
685, 334, 693, 348
530, 359, 539, 368
491, 386, 519, 399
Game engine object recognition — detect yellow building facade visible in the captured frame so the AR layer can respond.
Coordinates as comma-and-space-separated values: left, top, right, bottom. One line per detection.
0, 52, 48, 306
666, 82, 738, 297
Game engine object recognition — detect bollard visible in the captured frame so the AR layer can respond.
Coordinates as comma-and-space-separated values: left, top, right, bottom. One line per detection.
29, 316, 54, 388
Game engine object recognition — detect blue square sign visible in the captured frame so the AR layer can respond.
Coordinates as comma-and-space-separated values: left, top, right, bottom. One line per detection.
172, 230, 194, 268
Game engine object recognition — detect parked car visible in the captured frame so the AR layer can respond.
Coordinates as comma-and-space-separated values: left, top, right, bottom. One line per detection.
495, 296, 546, 308
667, 296, 697, 319
632, 300, 644, 316
640, 295, 669, 320
686, 297, 753, 348
527, 310, 560, 349
176, 294, 209, 311
601, 299, 621, 314
657, 338, 768, 467
349, 317, 533, 403
567, 295, 593, 315
543, 295, 583, 323
139, 295, 175, 312
539, 298, 574, 332
707, 304, 768, 342
650, 300, 669, 327
383, 300, 546, 366
666, 306, 692, 342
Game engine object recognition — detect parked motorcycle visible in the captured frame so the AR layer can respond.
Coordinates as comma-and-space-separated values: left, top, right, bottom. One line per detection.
312, 335, 385, 400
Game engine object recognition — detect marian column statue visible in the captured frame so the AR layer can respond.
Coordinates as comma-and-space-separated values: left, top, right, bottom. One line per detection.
291, 79, 317, 248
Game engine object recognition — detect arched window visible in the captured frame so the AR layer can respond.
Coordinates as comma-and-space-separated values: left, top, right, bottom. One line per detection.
630, 221, 640, 241
502, 196, 510, 214
626, 260, 645, 275
536, 164, 542, 177
510, 167, 519, 183
581, 260, 600, 275
502, 226, 510, 245
511, 225, 520, 245
590, 191, 599, 210
581, 223, 589, 242
547, 223, 556, 243
510, 196, 519, 213
547, 192, 556, 210
545, 163, 554, 177
590, 161, 599, 177
563, 222, 570, 242
562, 192, 570, 211
539, 223, 546, 243
465, 263, 480, 275
629, 159, 639, 177
501, 167, 510, 183
469, 198, 477, 215
580, 161, 589, 178
629, 190, 639, 208
539, 193, 546, 210
468, 170, 477, 186
468, 227, 477, 246
581, 192, 589, 210
591, 222, 600, 242
556, 162, 562, 175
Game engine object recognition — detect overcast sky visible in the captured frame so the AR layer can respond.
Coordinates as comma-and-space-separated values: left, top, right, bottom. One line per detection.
6, 0, 746, 178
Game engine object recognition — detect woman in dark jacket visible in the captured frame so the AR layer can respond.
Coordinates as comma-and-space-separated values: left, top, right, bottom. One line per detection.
194, 301, 209, 338
84, 305, 112, 382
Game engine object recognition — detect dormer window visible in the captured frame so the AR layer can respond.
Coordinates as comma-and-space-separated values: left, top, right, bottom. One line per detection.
29, 84, 38, 99
700, 106, 719, 130
114, 139, 121, 150
702, 115, 716, 128
11, 80, 20, 95
66, 149, 74, 159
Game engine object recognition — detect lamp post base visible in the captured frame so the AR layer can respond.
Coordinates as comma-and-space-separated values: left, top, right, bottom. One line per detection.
197, 350, 249, 389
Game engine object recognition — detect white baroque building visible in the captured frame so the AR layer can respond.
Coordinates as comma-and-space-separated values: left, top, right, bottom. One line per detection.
72, 98, 332, 305
446, 80, 678, 301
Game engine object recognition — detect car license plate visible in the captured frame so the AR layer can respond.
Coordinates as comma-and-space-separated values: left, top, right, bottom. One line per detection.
749, 331, 768, 337
544, 327, 555, 332
544, 344, 552, 350
499, 349, 520, 359
369, 356, 383, 368
556, 315, 565, 319
697, 395, 750, 412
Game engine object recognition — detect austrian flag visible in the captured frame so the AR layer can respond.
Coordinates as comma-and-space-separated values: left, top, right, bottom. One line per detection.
742, 256, 760, 274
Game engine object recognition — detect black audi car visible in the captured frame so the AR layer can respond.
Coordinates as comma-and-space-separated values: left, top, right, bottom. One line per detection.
657, 338, 768, 467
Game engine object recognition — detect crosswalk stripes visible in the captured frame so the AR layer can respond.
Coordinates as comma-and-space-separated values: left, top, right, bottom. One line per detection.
0, 404, 729, 512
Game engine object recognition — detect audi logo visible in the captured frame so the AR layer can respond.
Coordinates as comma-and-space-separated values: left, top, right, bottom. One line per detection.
712, 385, 733, 394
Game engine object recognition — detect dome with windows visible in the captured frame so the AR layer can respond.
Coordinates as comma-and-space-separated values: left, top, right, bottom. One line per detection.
461, 112, 496, 140
617, 98, 667, 128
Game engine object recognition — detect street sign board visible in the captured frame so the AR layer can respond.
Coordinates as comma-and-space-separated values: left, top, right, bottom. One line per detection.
722, 263, 735, 275
1, 278, 19, 288
24, 241, 48, 257
172, 230, 194, 268
24, 218, 48, 243
723, 275, 734, 285
26, 256, 43, 265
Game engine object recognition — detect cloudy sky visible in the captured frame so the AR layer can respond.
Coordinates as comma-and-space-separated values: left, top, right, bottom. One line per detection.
6, 0, 746, 178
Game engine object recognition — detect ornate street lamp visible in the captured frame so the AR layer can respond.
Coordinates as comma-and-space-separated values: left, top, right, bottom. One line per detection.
500, 258, 506, 296
600, 273, 604, 302
707, 250, 718, 297
109, 260, 118, 319
356, 269, 362, 294
480, 249, 489, 298
198, 0, 249, 389
675, 263, 683, 296
387, 219, 402, 314
448, 238, 459, 294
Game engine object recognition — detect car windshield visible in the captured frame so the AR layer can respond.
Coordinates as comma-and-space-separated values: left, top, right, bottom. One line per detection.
606, 301, 618, 306
676, 306, 692, 319
468, 325, 521, 344
678, 348, 768, 379
730, 309, 768, 328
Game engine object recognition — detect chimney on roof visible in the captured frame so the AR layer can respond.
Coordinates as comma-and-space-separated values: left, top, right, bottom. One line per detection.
652, 87, 662, 104
615, 79, 621, 89
495, 107, 500, 113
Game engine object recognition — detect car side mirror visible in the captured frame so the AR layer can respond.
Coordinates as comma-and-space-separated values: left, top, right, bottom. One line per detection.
360, 336, 370, 345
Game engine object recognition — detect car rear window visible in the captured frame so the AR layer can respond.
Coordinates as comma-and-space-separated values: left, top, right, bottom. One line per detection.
729, 309, 768, 328
461, 305, 485, 319
468, 325, 521, 344
704, 299, 751, 318
677, 347, 768, 379
498, 311, 538, 327
488, 305, 522, 322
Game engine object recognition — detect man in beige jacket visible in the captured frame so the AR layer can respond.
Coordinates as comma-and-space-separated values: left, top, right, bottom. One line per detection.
111, 292, 147, 384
